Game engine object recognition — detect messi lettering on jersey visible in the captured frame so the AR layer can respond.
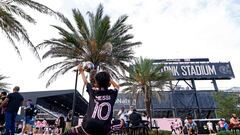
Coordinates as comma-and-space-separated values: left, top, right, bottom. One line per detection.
95, 95, 111, 101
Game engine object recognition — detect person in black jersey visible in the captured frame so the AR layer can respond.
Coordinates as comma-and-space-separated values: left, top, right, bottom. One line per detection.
0, 86, 24, 135
63, 64, 120, 135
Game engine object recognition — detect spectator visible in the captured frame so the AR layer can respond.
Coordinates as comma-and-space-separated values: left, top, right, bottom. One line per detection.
22, 99, 35, 135
129, 109, 142, 127
0, 86, 24, 135
174, 119, 182, 133
16, 121, 23, 134
65, 110, 73, 130
207, 121, 215, 134
56, 115, 65, 134
171, 122, 176, 134
111, 118, 125, 132
218, 119, 225, 131
127, 106, 134, 116
230, 114, 240, 129
117, 106, 128, 126
185, 116, 198, 135
224, 120, 229, 130
42, 119, 49, 135
182, 116, 189, 133
117, 107, 124, 116
35, 120, 42, 134
42, 118, 48, 133
184, 117, 188, 125
0, 91, 7, 133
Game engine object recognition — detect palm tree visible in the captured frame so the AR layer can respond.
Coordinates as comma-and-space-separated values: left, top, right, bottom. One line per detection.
0, 74, 9, 90
0, 0, 56, 58
121, 57, 171, 127
37, 4, 141, 87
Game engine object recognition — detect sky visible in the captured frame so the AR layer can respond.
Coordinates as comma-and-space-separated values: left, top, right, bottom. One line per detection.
0, 0, 240, 93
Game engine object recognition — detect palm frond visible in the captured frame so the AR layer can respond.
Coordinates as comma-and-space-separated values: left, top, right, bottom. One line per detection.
1, 3, 35, 23
37, 4, 141, 87
73, 9, 90, 39
95, 16, 110, 46
44, 61, 76, 87
0, 8, 40, 59
120, 57, 172, 119
58, 12, 79, 37
0, 0, 57, 59
1, 28, 22, 59
13, 0, 57, 16
0, 74, 10, 89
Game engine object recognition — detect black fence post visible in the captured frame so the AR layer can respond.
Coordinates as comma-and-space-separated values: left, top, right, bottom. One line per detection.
72, 69, 79, 125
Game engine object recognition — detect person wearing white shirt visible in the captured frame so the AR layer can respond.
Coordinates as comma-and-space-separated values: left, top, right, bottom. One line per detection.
127, 106, 134, 116
118, 107, 128, 126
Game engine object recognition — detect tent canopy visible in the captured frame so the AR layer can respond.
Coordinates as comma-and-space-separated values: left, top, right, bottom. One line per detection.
20, 89, 88, 116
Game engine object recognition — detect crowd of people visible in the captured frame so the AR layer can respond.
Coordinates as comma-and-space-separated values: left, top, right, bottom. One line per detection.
0, 91, 77, 135
0, 86, 73, 135
112, 106, 148, 131
169, 116, 198, 135
30, 115, 66, 134
168, 113, 240, 135
112, 107, 240, 135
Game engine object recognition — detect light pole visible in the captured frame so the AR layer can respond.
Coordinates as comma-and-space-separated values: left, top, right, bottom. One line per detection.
71, 69, 79, 126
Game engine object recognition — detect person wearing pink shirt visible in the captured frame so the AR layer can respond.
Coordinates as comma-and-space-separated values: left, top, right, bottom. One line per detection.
230, 114, 240, 129
42, 119, 48, 132
35, 120, 42, 134
218, 119, 225, 131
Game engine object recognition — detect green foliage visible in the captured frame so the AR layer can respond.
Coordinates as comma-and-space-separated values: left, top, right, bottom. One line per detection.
149, 130, 171, 135
37, 4, 141, 87
0, 0, 56, 59
216, 130, 236, 135
213, 91, 240, 120
121, 57, 172, 123
0, 74, 9, 89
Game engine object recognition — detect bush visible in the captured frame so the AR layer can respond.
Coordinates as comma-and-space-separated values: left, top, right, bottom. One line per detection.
149, 130, 171, 135
159, 130, 172, 135
217, 131, 236, 135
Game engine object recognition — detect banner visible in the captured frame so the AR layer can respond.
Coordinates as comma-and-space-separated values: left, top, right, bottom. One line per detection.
161, 62, 234, 80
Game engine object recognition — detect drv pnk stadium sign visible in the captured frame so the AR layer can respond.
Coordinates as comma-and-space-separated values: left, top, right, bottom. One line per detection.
161, 62, 234, 80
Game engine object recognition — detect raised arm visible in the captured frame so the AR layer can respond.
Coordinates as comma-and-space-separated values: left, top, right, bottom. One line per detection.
78, 64, 88, 85
110, 79, 120, 90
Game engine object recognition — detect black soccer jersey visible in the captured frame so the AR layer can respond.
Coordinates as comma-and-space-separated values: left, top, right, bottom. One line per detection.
82, 83, 118, 135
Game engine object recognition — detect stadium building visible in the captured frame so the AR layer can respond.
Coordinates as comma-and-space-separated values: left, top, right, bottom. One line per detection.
114, 58, 235, 119
20, 89, 88, 123
1, 58, 235, 121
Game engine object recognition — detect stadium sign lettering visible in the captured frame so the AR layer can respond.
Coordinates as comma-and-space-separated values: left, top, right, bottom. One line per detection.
115, 98, 130, 104
161, 62, 234, 80
164, 65, 216, 76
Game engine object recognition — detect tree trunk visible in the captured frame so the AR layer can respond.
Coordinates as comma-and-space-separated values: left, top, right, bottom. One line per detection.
144, 85, 152, 127
130, 89, 135, 106
89, 69, 97, 85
